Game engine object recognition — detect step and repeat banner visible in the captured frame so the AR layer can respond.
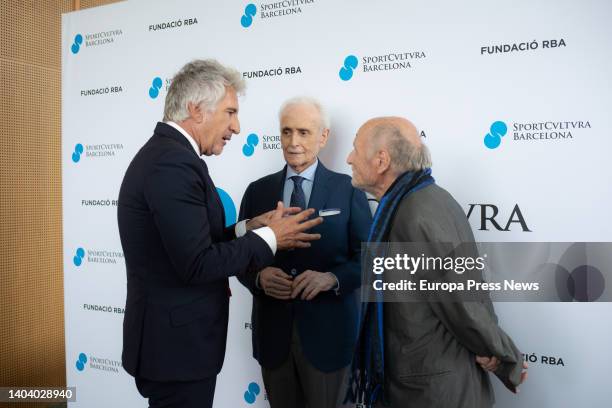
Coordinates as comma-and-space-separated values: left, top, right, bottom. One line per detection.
62, 0, 612, 406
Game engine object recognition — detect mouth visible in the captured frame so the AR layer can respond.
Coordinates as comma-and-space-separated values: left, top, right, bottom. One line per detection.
222, 135, 232, 143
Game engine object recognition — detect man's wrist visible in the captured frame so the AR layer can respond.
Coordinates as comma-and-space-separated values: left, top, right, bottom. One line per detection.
235, 220, 248, 237
326, 272, 340, 294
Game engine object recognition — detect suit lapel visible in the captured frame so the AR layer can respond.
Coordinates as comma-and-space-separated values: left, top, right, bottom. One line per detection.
307, 161, 332, 211
265, 166, 286, 212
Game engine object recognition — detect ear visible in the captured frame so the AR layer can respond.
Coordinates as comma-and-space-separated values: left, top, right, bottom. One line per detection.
187, 102, 206, 124
319, 128, 330, 148
376, 149, 391, 175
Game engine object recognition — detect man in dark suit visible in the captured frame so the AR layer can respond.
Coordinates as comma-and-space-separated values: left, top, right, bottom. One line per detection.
345, 116, 528, 408
238, 97, 372, 408
117, 60, 323, 408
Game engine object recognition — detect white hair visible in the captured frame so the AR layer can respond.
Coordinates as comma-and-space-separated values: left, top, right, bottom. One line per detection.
278, 96, 330, 130
163, 59, 245, 122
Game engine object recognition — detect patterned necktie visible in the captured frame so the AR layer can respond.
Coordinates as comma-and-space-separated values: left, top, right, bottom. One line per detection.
290, 176, 306, 209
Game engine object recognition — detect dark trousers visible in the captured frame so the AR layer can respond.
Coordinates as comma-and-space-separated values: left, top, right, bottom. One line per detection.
262, 325, 350, 408
135, 376, 217, 408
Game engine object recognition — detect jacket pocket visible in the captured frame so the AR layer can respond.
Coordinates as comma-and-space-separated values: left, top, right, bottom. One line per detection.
397, 370, 452, 385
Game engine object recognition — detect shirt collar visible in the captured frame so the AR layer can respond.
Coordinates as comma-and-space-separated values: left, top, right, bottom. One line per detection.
286, 158, 318, 182
166, 121, 200, 156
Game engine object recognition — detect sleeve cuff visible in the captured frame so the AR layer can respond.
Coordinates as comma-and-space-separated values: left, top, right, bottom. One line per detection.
328, 272, 340, 295
253, 226, 277, 255
235, 219, 248, 237
255, 271, 262, 289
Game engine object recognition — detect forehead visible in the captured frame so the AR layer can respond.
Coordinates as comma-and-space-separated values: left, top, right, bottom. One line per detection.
280, 104, 320, 128
355, 123, 373, 143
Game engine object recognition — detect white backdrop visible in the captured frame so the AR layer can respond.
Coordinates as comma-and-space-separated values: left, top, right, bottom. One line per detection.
62, 0, 612, 406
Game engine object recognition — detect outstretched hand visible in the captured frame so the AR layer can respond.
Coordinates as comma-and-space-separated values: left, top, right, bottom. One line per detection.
267, 201, 323, 250
247, 205, 302, 231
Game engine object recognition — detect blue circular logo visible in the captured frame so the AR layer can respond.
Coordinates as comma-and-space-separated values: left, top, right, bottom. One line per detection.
75, 353, 87, 371
339, 55, 358, 81
242, 133, 259, 157
149, 77, 163, 99
71, 34, 83, 54
216, 188, 236, 227
73, 247, 85, 266
241, 4, 257, 28
484, 121, 508, 149
244, 382, 261, 404
72, 143, 84, 163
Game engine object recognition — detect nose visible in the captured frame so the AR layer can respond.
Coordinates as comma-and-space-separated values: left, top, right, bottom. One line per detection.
231, 115, 240, 134
346, 150, 354, 165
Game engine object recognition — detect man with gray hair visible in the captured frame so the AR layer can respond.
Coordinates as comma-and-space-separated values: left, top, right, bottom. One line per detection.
118, 60, 323, 408
238, 97, 371, 407
345, 117, 527, 407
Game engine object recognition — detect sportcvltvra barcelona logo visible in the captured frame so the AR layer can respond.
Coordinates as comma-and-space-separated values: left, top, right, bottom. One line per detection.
75, 352, 122, 373
70, 142, 124, 162
483, 119, 589, 149
69, 29, 123, 54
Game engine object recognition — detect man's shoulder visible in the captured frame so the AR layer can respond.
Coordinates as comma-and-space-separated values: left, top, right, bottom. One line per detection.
315, 164, 357, 195
323, 167, 352, 185
139, 134, 200, 166
124, 135, 203, 189
407, 183, 453, 201
394, 183, 468, 227
247, 168, 285, 191
392, 183, 474, 242
245, 164, 355, 192
397, 184, 455, 216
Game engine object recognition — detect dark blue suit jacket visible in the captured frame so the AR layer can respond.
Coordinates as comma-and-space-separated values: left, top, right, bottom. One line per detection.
118, 122, 273, 382
238, 161, 372, 372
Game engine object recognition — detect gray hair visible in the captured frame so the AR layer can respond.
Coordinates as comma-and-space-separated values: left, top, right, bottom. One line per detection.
278, 96, 330, 130
163, 59, 246, 122
371, 124, 432, 173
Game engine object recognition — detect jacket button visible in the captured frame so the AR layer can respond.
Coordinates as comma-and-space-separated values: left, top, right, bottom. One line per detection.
290, 268, 297, 277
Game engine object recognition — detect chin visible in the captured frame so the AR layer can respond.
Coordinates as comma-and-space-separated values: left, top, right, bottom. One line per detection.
288, 159, 306, 170
351, 177, 366, 190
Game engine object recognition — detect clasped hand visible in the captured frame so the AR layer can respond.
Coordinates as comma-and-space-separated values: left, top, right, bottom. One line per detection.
259, 267, 336, 300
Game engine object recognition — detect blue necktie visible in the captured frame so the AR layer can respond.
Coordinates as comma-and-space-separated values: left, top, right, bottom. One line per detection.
290, 176, 306, 209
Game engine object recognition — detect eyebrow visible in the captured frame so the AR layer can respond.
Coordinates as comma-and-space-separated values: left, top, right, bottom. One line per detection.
281, 126, 312, 133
